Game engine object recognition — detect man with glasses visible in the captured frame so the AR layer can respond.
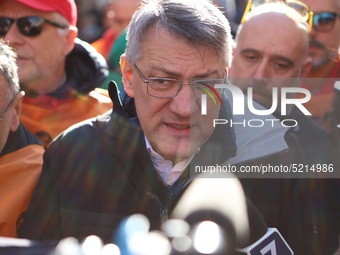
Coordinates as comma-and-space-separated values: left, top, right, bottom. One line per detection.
230, 2, 336, 254
299, 0, 340, 131
0, 40, 44, 237
0, 0, 113, 147
18, 0, 238, 244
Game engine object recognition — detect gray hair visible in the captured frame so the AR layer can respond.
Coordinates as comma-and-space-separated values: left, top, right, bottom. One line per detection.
0, 40, 19, 95
125, 0, 233, 67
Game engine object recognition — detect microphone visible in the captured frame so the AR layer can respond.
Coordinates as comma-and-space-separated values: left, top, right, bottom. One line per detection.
235, 228, 294, 255
111, 172, 293, 254
171, 173, 251, 248
114, 214, 171, 255
170, 173, 294, 254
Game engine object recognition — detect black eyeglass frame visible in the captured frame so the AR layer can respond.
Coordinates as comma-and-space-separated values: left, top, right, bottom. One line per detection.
313, 12, 340, 32
133, 64, 228, 99
0, 93, 18, 123
0, 16, 69, 37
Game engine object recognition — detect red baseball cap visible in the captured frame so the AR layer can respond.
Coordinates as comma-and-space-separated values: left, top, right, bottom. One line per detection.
1, 0, 78, 26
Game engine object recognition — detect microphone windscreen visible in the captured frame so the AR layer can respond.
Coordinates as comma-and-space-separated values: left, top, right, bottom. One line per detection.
171, 173, 251, 247
243, 198, 267, 248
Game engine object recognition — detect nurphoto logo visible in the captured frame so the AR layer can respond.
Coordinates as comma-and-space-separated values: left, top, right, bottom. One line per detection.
199, 85, 222, 115
201, 83, 311, 116
200, 83, 312, 128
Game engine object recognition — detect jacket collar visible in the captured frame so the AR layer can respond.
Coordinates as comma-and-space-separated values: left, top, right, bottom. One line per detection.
1, 124, 43, 157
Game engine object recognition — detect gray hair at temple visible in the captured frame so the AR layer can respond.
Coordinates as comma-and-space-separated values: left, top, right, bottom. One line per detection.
125, 0, 233, 67
0, 40, 19, 95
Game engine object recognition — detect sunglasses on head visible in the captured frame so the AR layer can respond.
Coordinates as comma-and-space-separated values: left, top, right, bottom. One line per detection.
313, 12, 340, 32
0, 16, 68, 37
241, 0, 313, 30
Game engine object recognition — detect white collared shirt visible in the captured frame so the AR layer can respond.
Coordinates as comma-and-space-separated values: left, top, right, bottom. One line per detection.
144, 136, 192, 186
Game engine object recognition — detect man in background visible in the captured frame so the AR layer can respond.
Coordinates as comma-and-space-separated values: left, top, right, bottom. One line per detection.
92, 0, 141, 59
229, 2, 336, 254
300, 0, 340, 131
0, 0, 113, 146
92, 0, 142, 90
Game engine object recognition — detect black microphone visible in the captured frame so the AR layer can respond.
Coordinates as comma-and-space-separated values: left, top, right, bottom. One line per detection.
236, 199, 293, 255
171, 173, 251, 248
235, 228, 294, 255
170, 173, 293, 255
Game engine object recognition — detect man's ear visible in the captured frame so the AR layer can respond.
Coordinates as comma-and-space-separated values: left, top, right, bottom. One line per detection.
10, 91, 24, 132
63, 26, 78, 56
120, 55, 135, 98
300, 56, 312, 78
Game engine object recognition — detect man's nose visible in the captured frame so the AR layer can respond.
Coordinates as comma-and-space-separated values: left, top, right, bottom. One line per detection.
253, 60, 271, 79
3, 23, 25, 47
169, 84, 198, 117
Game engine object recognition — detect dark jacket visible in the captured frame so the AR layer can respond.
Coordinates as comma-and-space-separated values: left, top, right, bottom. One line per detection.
1, 124, 43, 157
18, 83, 237, 243
235, 105, 336, 255
61, 38, 109, 96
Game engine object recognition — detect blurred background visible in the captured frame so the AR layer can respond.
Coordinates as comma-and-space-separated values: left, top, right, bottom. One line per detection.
75, 0, 247, 43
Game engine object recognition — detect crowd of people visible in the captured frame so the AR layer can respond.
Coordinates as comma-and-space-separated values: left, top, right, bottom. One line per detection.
0, 0, 339, 254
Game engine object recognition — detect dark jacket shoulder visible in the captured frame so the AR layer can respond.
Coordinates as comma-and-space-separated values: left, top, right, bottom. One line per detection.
49, 38, 109, 98
1, 123, 43, 157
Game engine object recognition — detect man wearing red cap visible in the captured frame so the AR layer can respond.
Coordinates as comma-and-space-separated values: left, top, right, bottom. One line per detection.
0, 0, 112, 147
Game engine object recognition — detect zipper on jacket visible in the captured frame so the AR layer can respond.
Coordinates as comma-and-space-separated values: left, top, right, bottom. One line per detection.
147, 192, 168, 223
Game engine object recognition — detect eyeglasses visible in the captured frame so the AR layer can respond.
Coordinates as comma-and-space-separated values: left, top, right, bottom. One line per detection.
0, 94, 17, 123
241, 0, 314, 30
0, 16, 69, 37
133, 64, 227, 99
313, 12, 340, 32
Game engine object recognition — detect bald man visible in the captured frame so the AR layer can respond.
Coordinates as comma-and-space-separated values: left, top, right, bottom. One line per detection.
231, 3, 311, 106
229, 3, 335, 254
